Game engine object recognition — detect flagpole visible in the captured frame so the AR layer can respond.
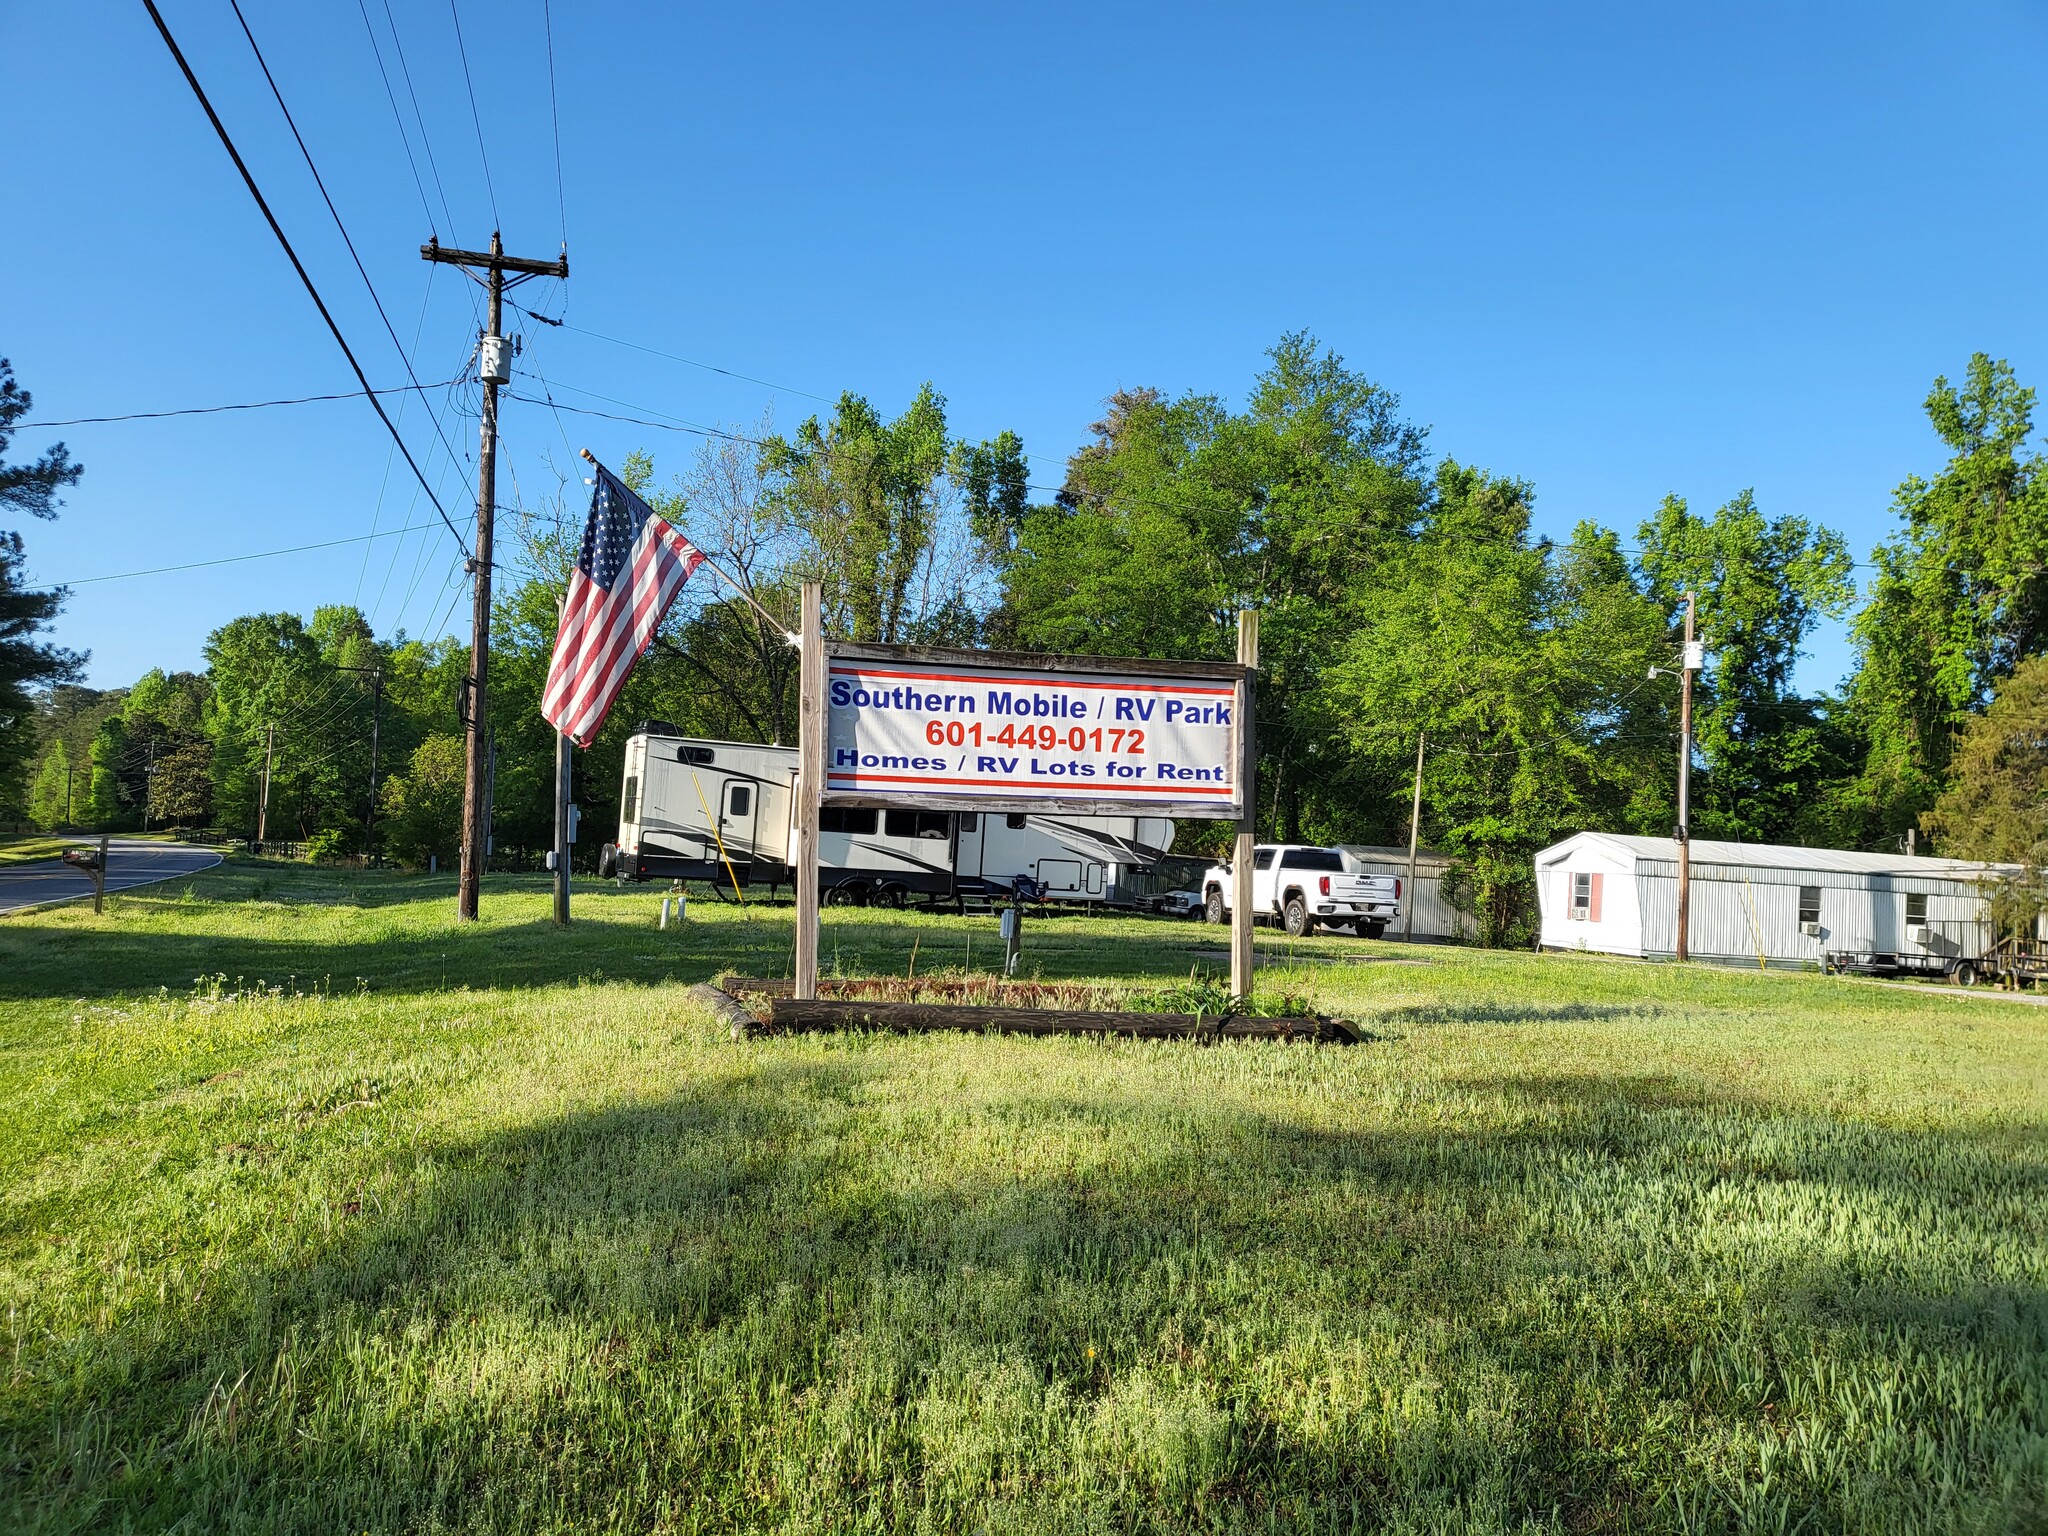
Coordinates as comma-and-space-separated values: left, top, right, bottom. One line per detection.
553, 597, 572, 927
578, 448, 794, 640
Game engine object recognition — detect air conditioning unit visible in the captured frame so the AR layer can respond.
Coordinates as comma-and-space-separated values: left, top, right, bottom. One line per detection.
1799, 920, 1823, 938
1906, 924, 1930, 944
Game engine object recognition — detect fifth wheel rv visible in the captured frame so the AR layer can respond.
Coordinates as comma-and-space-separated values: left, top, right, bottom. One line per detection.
600, 729, 1176, 907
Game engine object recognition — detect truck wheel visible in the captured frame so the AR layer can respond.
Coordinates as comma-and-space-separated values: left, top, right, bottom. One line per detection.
1282, 895, 1309, 938
1360, 921, 1387, 940
1204, 887, 1226, 924
1954, 960, 1979, 988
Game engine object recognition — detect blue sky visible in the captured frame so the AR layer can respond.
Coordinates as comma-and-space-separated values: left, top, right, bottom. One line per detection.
6, 1, 2046, 692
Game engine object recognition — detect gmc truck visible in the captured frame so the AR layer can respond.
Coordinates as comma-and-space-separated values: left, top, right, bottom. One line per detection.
1202, 844, 1403, 938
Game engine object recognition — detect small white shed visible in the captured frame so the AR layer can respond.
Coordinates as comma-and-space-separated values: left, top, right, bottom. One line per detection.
1535, 832, 2016, 969
1338, 845, 1475, 943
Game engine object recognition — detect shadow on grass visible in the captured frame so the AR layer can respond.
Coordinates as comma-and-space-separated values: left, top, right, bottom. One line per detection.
6, 1049, 2043, 1534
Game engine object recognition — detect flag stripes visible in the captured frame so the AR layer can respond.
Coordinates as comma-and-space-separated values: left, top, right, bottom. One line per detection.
541, 465, 706, 747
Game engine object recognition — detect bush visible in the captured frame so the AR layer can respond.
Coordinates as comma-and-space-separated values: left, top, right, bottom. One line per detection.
305, 828, 352, 864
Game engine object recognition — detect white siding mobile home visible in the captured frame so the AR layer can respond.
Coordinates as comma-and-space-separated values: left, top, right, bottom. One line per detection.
1535, 833, 2016, 970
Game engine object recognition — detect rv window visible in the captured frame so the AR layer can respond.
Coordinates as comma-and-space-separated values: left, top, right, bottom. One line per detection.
1280, 848, 1343, 872
726, 784, 751, 817
820, 806, 877, 835
620, 775, 639, 825
1006, 814, 1028, 830
1252, 848, 1277, 871
1570, 872, 1591, 918
1906, 892, 1927, 924
679, 746, 715, 764
885, 810, 952, 840
959, 813, 979, 832
1798, 886, 1822, 926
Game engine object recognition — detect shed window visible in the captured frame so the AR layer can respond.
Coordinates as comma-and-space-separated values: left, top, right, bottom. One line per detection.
1568, 872, 1602, 920
820, 806, 877, 835
1906, 893, 1928, 924
1798, 886, 1822, 926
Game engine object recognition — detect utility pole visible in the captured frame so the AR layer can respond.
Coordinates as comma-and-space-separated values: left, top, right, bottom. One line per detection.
1403, 730, 1425, 942
257, 721, 275, 848
422, 233, 569, 921
1675, 592, 1699, 963
335, 664, 384, 855
141, 738, 156, 833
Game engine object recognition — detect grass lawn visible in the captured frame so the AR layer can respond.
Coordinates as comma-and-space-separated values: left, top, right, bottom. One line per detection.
1, 860, 2043, 1533
0, 835, 84, 867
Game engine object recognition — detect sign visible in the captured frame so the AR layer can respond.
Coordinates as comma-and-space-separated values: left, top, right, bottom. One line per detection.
822, 646, 1247, 817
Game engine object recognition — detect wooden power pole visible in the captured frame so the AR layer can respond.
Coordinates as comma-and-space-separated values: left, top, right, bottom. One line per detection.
422, 234, 568, 921
1675, 591, 1699, 962
257, 721, 275, 848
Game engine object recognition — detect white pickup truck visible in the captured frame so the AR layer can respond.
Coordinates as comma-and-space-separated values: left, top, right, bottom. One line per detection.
1202, 844, 1402, 938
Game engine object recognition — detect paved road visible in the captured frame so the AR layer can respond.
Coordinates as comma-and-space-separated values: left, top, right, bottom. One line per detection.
0, 839, 224, 916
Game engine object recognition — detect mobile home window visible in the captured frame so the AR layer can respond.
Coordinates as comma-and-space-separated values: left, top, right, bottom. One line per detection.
820, 806, 877, 835
1798, 886, 1822, 926
1906, 892, 1927, 924
1570, 873, 1591, 918
620, 775, 639, 825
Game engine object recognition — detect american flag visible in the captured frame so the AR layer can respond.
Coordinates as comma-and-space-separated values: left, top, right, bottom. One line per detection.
541, 464, 705, 747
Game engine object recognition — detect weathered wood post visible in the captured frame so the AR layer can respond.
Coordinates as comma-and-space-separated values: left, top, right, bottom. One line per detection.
794, 581, 824, 1000
1231, 610, 1259, 1003
94, 834, 108, 915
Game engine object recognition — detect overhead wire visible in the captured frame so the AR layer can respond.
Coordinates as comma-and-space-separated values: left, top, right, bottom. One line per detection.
507, 303, 835, 403
541, 0, 566, 247
227, 0, 477, 513
446, 0, 500, 229
139, 0, 472, 561
357, 268, 443, 605
352, 0, 437, 236
9, 375, 464, 430
39, 521, 446, 589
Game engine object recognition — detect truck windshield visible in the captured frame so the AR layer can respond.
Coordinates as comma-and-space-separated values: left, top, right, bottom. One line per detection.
1280, 848, 1343, 871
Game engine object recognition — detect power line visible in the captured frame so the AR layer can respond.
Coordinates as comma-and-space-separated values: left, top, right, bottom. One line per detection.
39, 522, 443, 588
377, 0, 459, 238
446, 0, 499, 229
510, 306, 836, 404
14, 375, 463, 430
353, 0, 436, 235
542, 0, 566, 247
228, 0, 476, 511
501, 389, 758, 444
139, 0, 471, 561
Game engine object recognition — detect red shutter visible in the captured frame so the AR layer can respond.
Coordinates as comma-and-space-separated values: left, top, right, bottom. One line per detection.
1588, 872, 1604, 922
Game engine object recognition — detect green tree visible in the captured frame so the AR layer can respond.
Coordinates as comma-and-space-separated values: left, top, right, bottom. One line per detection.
1328, 471, 1670, 943
1845, 354, 2048, 839
0, 358, 86, 814
1921, 653, 2048, 866
378, 733, 467, 870
1634, 490, 1856, 843
25, 738, 71, 829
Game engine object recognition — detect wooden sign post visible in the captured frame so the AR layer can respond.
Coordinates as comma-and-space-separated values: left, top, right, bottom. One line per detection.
1232, 611, 1259, 1003
794, 581, 824, 1000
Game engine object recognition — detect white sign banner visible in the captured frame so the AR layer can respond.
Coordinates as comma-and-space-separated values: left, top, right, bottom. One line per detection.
824, 653, 1243, 816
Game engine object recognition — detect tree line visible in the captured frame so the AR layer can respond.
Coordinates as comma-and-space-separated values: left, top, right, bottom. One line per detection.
3, 338, 2043, 943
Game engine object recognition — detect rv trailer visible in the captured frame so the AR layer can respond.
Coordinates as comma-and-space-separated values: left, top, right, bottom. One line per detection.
603, 729, 1176, 907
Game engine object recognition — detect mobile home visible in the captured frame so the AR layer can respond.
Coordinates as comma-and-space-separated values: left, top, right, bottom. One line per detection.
1535, 832, 2018, 971
605, 731, 1175, 906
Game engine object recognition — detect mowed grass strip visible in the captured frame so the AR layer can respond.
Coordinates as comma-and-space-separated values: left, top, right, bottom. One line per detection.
1, 861, 2043, 1533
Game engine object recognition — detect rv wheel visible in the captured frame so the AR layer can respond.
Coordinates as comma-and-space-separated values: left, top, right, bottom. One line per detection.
876, 884, 907, 909
1953, 960, 1979, 988
596, 842, 617, 879
826, 883, 867, 908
